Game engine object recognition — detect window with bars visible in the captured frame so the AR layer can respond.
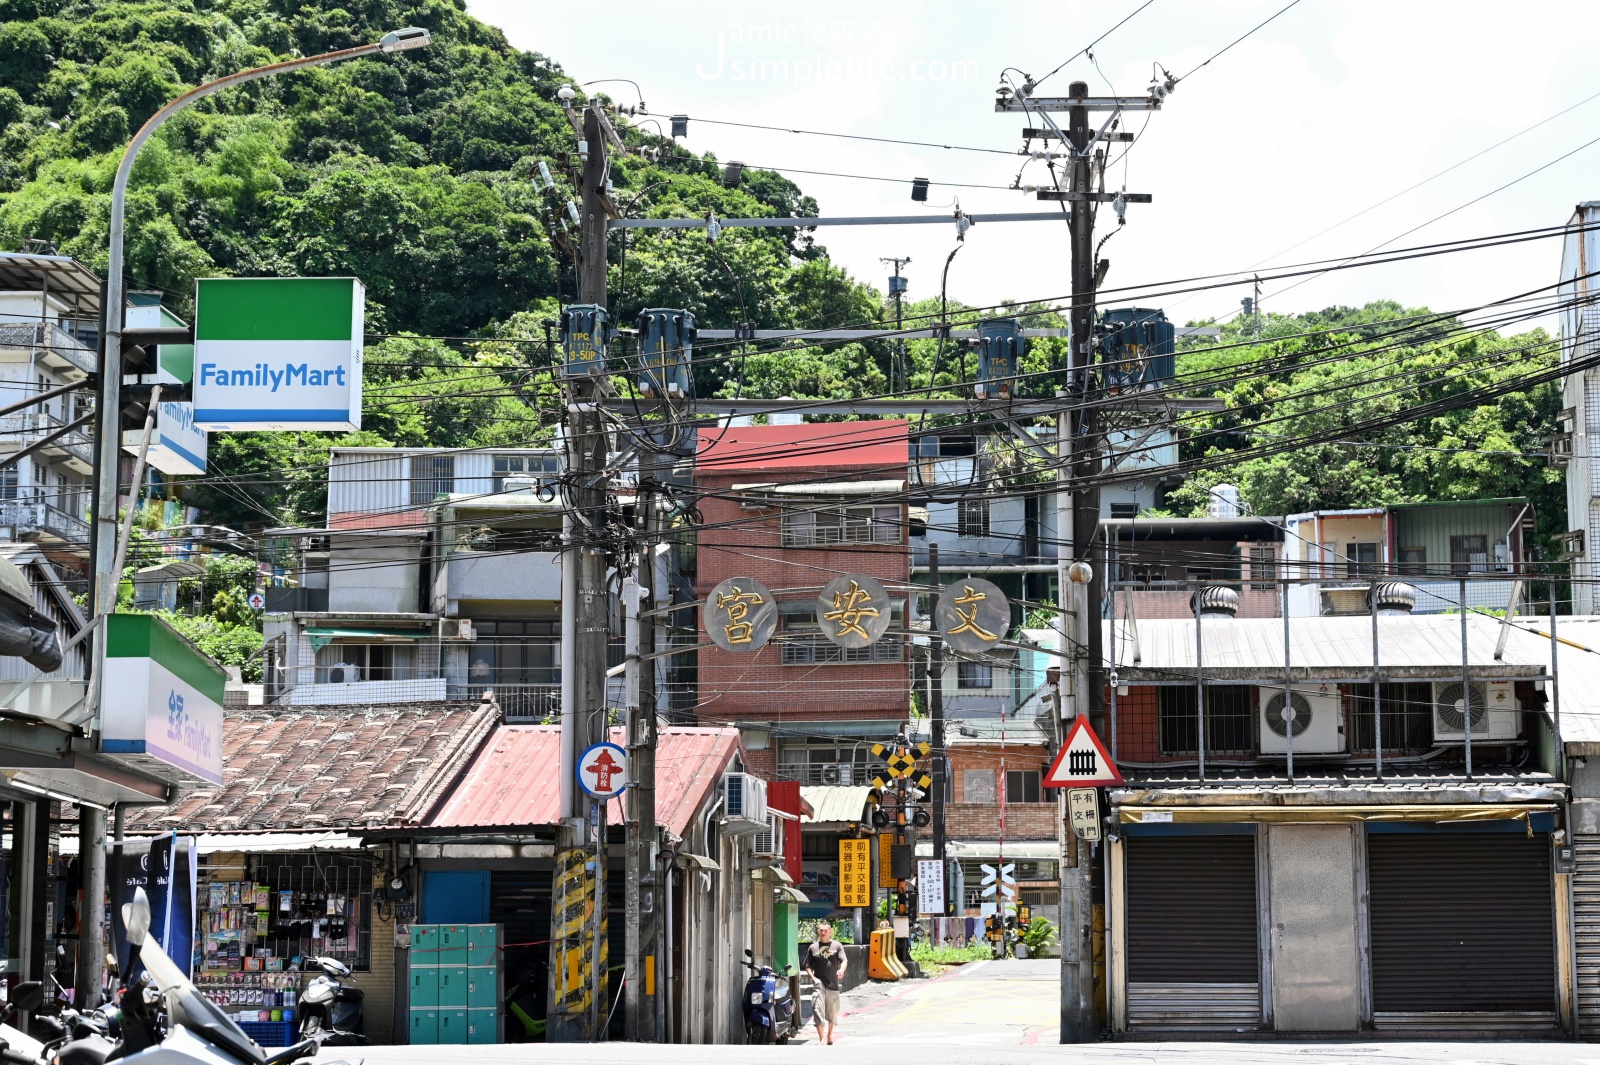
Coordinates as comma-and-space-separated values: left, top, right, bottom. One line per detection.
0, 467, 18, 501
240, 853, 373, 971
956, 661, 993, 689
779, 612, 903, 664
775, 740, 887, 785
1346, 681, 1436, 754
410, 455, 455, 505
1398, 546, 1427, 576
957, 498, 990, 538
1249, 545, 1278, 591
781, 504, 900, 547
1157, 685, 1256, 756
1450, 534, 1489, 575
492, 453, 560, 493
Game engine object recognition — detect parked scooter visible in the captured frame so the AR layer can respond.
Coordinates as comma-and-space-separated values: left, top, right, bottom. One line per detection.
740, 948, 797, 1045
296, 957, 367, 1046
47, 886, 347, 1065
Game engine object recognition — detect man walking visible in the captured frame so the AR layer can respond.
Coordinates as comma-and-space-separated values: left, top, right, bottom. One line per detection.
804, 920, 848, 1044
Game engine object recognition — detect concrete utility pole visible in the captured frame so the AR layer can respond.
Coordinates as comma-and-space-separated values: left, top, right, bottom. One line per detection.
550, 102, 617, 1043
880, 257, 911, 393
928, 542, 946, 869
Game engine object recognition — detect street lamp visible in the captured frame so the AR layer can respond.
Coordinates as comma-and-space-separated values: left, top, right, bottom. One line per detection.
94, 26, 432, 614
80, 26, 431, 1011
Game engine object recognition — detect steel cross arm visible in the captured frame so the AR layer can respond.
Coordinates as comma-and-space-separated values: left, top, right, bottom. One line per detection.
1035, 191, 1153, 203
607, 212, 1070, 230
996, 95, 1161, 112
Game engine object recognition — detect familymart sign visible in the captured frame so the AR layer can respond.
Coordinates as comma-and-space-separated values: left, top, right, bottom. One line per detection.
192, 277, 364, 431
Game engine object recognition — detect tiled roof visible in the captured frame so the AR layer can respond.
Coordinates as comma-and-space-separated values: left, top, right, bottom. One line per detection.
127, 701, 497, 834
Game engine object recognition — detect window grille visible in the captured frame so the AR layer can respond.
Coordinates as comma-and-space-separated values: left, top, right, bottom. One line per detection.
1158, 685, 1255, 756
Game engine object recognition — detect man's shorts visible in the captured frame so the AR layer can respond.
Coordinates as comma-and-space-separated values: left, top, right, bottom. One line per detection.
818, 988, 841, 1024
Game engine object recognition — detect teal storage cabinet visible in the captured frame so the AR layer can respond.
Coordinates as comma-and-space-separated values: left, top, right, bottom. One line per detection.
467, 924, 498, 966
409, 924, 438, 959
439, 925, 469, 965
467, 970, 497, 1008
438, 967, 469, 1008
409, 1009, 438, 1045
409, 964, 439, 1008
438, 1009, 469, 1043
467, 1008, 497, 1044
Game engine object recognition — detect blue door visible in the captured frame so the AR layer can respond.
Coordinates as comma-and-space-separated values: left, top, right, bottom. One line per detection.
422, 871, 490, 924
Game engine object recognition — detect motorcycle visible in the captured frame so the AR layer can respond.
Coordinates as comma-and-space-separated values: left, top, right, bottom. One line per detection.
47, 886, 346, 1065
740, 948, 797, 1045
296, 957, 367, 1046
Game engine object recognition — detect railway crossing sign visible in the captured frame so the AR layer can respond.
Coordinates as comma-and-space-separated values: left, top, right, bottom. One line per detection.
870, 741, 932, 789
979, 862, 1017, 901
1043, 716, 1123, 788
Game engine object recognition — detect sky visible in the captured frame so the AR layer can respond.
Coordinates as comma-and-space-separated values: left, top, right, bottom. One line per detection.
468, 0, 1600, 334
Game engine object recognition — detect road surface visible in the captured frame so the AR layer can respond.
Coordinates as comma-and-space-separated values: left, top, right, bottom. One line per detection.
297, 959, 1582, 1063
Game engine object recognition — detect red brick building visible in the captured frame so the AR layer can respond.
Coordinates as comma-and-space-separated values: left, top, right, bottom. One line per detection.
694, 421, 910, 782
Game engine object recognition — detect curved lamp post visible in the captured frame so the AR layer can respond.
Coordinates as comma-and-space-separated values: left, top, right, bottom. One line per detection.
79, 27, 431, 1011
94, 26, 432, 613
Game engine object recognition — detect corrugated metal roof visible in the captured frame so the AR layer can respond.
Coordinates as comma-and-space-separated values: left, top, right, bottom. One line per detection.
697, 421, 907, 473
428, 725, 740, 835
0, 252, 102, 312
1108, 614, 1559, 680
799, 785, 877, 824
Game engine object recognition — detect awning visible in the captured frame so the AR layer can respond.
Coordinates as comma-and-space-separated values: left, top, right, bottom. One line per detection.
305, 627, 430, 651
1117, 804, 1557, 832
59, 831, 365, 856
776, 886, 810, 905
913, 839, 1060, 860
800, 785, 878, 825
731, 480, 905, 496
676, 851, 719, 871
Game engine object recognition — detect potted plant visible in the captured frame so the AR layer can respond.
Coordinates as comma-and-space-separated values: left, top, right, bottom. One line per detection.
1017, 917, 1056, 959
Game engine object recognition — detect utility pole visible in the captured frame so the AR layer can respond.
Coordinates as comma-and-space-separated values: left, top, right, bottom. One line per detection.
928, 543, 946, 871
998, 75, 1161, 1045
550, 101, 616, 1043
880, 257, 910, 392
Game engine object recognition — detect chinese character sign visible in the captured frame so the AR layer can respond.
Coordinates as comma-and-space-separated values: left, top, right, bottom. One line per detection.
816, 573, 893, 649
704, 576, 778, 652
838, 838, 870, 908
934, 577, 1010, 654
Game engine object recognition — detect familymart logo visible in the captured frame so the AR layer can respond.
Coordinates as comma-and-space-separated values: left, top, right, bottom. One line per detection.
198, 362, 349, 391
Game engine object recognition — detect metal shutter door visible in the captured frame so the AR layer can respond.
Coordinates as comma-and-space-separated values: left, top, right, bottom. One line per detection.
1125, 835, 1260, 1027
1576, 835, 1600, 1038
1368, 833, 1556, 1022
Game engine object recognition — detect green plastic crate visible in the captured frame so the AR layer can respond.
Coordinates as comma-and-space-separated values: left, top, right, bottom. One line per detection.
438, 1009, 469, 1045
439, 925, 469, 965
466, 1007, 498, 1045
409, 965, 438, 1007
409, 1009, 438, 1045
466, 968, 497, 1008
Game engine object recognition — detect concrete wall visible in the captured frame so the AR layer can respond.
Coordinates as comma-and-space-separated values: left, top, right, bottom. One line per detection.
327, 536, 423, 613
433, 550, 560, 613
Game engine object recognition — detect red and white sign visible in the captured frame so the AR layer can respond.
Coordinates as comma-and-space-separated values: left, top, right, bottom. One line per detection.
578, 741, 629, 799
1043, 717, 1123, 788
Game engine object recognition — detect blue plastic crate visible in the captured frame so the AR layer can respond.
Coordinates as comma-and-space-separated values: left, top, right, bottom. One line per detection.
238, 1020, 295, 1048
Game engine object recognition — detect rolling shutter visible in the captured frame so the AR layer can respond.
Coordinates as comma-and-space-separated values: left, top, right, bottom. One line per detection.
1368, 832, 1556, 1023
1125, 835, 1260, 1027
1573, 835, 1600, 1038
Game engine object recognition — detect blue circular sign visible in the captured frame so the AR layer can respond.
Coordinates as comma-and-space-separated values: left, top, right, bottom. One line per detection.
577, 741, 629, 799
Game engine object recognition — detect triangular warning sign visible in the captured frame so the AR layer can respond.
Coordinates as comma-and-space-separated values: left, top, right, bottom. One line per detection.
1043, 716, 1123, 787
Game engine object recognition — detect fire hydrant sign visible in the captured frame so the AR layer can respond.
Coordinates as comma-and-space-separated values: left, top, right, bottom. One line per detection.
192, 277, 365, 431
1043, 716, 1124, 788
577, 741, 629, 799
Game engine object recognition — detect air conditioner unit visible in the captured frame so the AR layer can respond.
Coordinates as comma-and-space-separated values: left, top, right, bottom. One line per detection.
1431, 680, 1518, 742
440, 618, 476, 641
327, 663, 361, 684
1258, 686, 1344, 754
722, 773, 768, 835
819, 763, 853, 786
752, 812, 783, 858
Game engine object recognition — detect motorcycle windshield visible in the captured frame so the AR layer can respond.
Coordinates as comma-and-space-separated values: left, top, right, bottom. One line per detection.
139, 936, 267, 1064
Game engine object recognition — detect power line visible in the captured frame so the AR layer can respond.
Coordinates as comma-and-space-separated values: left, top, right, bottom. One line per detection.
641, 110, 1016, 155
1176, 0, 1307, 82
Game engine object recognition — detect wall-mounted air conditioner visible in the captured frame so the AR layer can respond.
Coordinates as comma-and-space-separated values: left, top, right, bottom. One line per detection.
1431, 680, 1518, 742
820, 763, 853, 786
440, 618, 476, 641
1258, 686, 1344, 754
327, 664, 361, 684
752, 812, 783, 857
722, 772, 768, 835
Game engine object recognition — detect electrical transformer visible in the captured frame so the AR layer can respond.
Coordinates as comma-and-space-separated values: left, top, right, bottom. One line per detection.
559, 303, 608, 377
635, 307, 696, 399
975, 317, 1024, 399
1099, 307, 1175, 392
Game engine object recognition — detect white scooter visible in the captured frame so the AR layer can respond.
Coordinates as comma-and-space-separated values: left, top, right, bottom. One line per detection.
93, 887, 347, 1065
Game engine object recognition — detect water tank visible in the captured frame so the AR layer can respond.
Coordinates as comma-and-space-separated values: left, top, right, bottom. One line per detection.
1206, 483, 1243, 518
1100, 307, 1175, 391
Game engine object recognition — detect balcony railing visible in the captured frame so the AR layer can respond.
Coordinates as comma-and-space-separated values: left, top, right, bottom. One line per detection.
495, 684, 561, 722
0, 500, 89, 544
0, 323, 95, 375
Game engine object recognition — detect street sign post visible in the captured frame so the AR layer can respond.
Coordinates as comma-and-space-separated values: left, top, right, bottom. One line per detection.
576, 741, 629, 799
1043, 716, 1124, 788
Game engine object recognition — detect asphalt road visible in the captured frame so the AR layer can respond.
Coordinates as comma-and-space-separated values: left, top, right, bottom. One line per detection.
301, 959, 1586, 1064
